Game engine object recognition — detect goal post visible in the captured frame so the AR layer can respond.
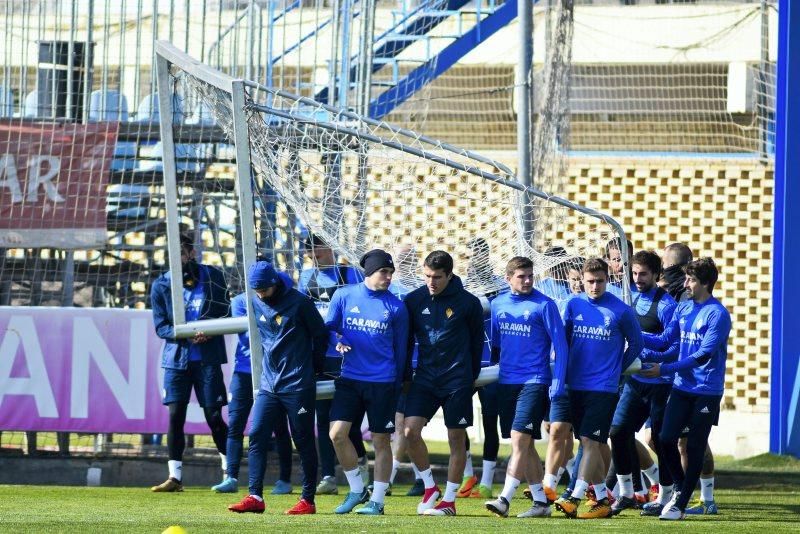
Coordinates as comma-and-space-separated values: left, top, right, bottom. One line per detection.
154, 39, 635, 394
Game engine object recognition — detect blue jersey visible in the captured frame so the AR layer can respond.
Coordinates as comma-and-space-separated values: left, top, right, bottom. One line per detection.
631, 287, 677, 385
642, 297, 731, 396
535, 277, 571, 302
231, 293, 251, 373
251, 284, 328, 393
325, 283, 410, 384
563, 292, 643, 393
299, 265, 363, 358
405, 275, 485, 391
490, 290, 568, 396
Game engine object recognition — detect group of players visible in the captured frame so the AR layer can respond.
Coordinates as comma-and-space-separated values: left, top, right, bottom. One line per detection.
149, 233, 730, 521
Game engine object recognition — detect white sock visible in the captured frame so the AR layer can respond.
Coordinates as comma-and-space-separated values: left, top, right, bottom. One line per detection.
219, 453, 227, 472
251, 494, 264, 502
480, 460, 496, 488
168, 460, 182, 481
371, 481, 390, 505
463, 451, 474, 477
390, 459, 401, 484
418, 466, 435, 489
412, 463, 422, 480
611, 484, 620, 499
543, 473, 558, 489
500, 476, 520, 501
643, 463, 660, 486
700, 476, 714, 501
571, 479, 589, 500
556, 466, 566, 484
529, 483, 547, 504
566, 456, 576, 477
345, 467, 364, 493
593, 482, 607, 501
443, 480, 460, 502
617, 474, 634, 498
657, 484, 674, 505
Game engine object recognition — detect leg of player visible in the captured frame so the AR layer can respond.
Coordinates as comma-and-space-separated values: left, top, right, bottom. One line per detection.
457, 436, 477, 498
355, 432, 392, 515
656, 391, 693, 520
271, 416, 293, 495
404, 415, 442, 514
636, 439, 660, 497
315, 397, 338, 495
151, 401, 188, 492
685, 444, 717, 515
610, 424, 638, 513
422, 426, 467, 516
213, 371, 252, 493
331, 420, 369, 514
487, 430, 528, 518
283, 388, 318, 515
392, 409, 422, 496
228, 391, 280, 513
476, 387, 500, 499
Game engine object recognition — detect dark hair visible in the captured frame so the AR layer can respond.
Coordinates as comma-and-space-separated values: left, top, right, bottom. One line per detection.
567, 257, 585, 273
424, 250, 454, 275
505, 256, 533, 277
179, 233, 194, 251
665, 242, 693, 265
631, 250, 662, 276
605, 237, 634, 257
303, 234, 330, 250
685, 257, 718, 292
583, 257, 609, 276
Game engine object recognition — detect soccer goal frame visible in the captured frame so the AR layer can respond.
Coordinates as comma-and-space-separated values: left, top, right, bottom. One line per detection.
154, 40, 633, 392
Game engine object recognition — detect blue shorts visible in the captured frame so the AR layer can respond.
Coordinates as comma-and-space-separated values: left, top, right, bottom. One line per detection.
162, 361, 227, 407
660, 388, 721, 444
498, 383, 549, 439
548, 393, 571, 424
569, 389, 618, 443
330, 377, 399, 434
404, 383, 473, 429
477, 380, 499, 420
396, 391, 407, 415
611, 378, 671, 433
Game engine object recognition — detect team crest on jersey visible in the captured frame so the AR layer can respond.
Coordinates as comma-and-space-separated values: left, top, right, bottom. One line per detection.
523, 309, 531, 320
383, 310, 390, 320
604, 316, 611, 328
445, 308, 454, 319
274, 314, 283, 326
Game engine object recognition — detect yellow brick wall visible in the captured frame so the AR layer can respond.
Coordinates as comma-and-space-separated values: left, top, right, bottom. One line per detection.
555, 157, 773, 414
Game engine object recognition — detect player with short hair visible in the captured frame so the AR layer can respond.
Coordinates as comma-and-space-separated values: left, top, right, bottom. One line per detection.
606, 238, 636, 299
228, 261, 328, 515
484, 256, 568, 518
608, 251, 677, 515
657, 243, 718, 513
554, 258, 643, 519
299, 235, 369, 495
326, 249, 410, 516
150, 233, 229, 492
403, 251, 485, 516
637, 258, 731, 521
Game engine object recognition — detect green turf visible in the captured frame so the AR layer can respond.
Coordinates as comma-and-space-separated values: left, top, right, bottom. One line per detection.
0, 483, 798, 533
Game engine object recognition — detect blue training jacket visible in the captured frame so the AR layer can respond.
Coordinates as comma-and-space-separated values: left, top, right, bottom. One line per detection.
641, 296, 731, 396
404, 275, 484, 391
563, 291, 643, 393
150, 264, 229, 370
250, 281, 328, 393
325, 283, 410, 384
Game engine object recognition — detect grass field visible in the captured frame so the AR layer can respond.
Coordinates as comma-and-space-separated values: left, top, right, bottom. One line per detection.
1, 454, 798, 534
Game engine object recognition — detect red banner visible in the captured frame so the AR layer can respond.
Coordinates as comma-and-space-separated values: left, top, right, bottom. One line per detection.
0, 120, 118, 248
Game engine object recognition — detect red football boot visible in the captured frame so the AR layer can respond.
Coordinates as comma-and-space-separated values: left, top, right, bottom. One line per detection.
285, 498, 316, 515
228, 495, 265, 514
